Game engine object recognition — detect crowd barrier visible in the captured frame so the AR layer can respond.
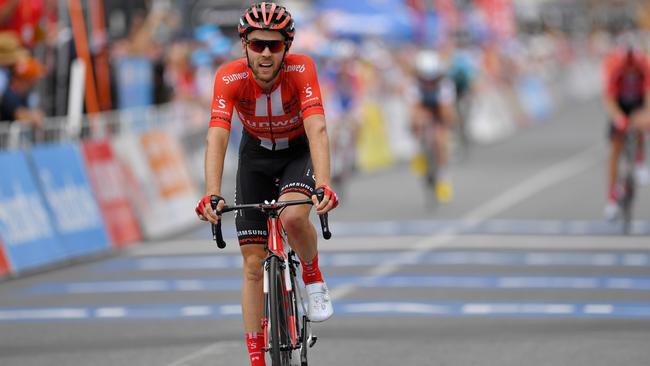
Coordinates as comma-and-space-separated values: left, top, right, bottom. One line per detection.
0, 104, 201, 277
0, 56, 601, 278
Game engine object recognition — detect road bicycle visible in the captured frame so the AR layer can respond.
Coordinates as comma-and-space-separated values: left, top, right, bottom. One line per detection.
210, 191, 332, 366
617, 128, 640, 234
411, 118, 440, 207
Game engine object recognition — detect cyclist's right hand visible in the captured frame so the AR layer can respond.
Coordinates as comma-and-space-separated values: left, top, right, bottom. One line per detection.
195, 195, 225, 224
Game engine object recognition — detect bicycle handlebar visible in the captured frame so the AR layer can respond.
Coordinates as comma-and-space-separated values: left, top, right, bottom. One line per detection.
209, 190, 332, 248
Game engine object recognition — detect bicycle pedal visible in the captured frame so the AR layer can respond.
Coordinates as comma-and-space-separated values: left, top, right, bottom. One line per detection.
308, 335, 318, 348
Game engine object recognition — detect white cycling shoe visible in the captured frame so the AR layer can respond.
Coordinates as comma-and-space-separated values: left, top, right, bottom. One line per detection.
635, 164, 649, 185
306, 282, 334, 322
604, 200, 619, 221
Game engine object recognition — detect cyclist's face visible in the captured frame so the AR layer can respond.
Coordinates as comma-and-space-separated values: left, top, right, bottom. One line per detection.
244, 30, 286, 84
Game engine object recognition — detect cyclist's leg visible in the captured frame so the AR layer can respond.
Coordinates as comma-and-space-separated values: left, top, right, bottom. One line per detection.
433, 119, 453, 203
276, 147, 317, 263
235, 148, 277, 365
634, 131, 649, 184
605, 124, 625, 219
277, 149, 333, 322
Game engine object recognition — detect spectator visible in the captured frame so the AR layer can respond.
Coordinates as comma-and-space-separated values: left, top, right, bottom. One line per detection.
0, 31, 27, 93
0, 0, 45, 48
0, 56, 45, 128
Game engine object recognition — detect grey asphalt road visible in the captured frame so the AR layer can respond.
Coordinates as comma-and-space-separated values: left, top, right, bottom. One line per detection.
1, 98, 649, 366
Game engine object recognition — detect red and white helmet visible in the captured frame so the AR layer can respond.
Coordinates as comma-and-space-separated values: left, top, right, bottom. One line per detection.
238, 2, 295, 41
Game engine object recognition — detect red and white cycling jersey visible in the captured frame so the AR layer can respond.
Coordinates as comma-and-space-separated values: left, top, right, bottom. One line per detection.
603, 48, 650, 102
210, 54, 325, 150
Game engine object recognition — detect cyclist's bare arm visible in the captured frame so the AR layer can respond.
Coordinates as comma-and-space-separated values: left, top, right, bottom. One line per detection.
203, 126, 230, 223
303, 113, 335, 214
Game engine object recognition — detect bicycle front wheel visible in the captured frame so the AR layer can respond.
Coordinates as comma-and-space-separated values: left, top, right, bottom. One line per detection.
268, 255, 291, 366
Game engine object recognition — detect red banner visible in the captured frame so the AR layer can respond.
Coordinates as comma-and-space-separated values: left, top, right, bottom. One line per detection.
0, 238, 10, 275
82, 140, 142, 247
435, 0, 459, 30
476, 0, 516, 41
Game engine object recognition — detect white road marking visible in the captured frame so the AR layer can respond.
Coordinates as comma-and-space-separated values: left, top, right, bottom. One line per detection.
330, 144, 604, 300
160, 144, 605, 366
181, 306, 212, 317
95, 307, 127, 318
165, 341, 242, 366
0, 308, 88, 320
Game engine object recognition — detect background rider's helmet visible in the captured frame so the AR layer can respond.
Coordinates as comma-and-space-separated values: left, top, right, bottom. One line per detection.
415, 50, 446, 81
238, 2, 295, 42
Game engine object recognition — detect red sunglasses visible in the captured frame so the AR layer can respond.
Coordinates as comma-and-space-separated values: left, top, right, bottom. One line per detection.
246, 39, 286, 53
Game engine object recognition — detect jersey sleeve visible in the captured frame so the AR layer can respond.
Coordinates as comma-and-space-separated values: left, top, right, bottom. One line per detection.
293, 56, 326, 120
209, 65, 237, 130
602, 54, 616, 98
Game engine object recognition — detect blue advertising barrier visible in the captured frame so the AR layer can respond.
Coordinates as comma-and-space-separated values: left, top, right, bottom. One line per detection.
0, 150, 67, 273
29, 143, 111, 259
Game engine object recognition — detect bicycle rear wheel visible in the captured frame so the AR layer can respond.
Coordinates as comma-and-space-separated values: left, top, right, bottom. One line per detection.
268, 255, 291, 366
621, 176, 635, 234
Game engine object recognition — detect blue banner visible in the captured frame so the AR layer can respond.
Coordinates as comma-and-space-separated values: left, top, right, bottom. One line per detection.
315, 0, 414, 42
114, 57, 153, 109
29, 143, 111, 258
517, 75, 553, 122
0, 150, 67, 273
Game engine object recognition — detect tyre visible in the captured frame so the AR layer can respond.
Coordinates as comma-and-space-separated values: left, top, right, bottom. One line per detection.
621, 176, 635, 235
268, 256, 291, 366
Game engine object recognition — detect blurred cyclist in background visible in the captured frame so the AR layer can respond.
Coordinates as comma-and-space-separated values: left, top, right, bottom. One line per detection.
449, 30, 479, 155
411, 49, 457, 203
194, 3, 338, 365
601, 35, 650, 220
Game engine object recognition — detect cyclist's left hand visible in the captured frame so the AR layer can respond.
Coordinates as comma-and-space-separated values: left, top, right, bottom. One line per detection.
312, 184, 339, 215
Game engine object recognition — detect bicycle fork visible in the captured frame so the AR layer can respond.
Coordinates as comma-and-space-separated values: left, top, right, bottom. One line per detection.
262, 255, 300, 354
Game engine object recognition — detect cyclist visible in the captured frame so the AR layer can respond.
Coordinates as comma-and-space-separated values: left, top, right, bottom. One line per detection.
602, 42, 650, 220
411, 49, 457, 202
193, 3, 338, 365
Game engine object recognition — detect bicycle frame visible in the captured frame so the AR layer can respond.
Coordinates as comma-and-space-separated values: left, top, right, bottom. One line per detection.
619, 129, 639, 234
263, 207, 299, 357
210, 196, 330, 365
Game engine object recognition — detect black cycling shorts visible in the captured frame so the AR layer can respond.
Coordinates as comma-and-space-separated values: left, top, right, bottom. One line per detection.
608, 98, 644, 139
234, 131, 315, 245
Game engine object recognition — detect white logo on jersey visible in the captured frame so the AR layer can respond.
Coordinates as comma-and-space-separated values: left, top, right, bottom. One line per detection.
285, 64, 305, 73
222, 72, 248, 85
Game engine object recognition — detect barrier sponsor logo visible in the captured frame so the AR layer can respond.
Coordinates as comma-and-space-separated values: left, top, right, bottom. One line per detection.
0, 150, 66, 273
82, 141, 142, 247
30, 144, 111, 257
140, 131, 195, 199
113, 132, 197, 239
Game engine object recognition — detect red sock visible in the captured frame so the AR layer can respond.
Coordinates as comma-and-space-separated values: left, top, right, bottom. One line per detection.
301, 254, 323, 285
608, 184, 617, 201
246, 332, 265, 366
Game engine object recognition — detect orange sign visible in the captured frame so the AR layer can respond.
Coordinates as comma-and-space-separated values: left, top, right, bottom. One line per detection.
140, 131, 195, 199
